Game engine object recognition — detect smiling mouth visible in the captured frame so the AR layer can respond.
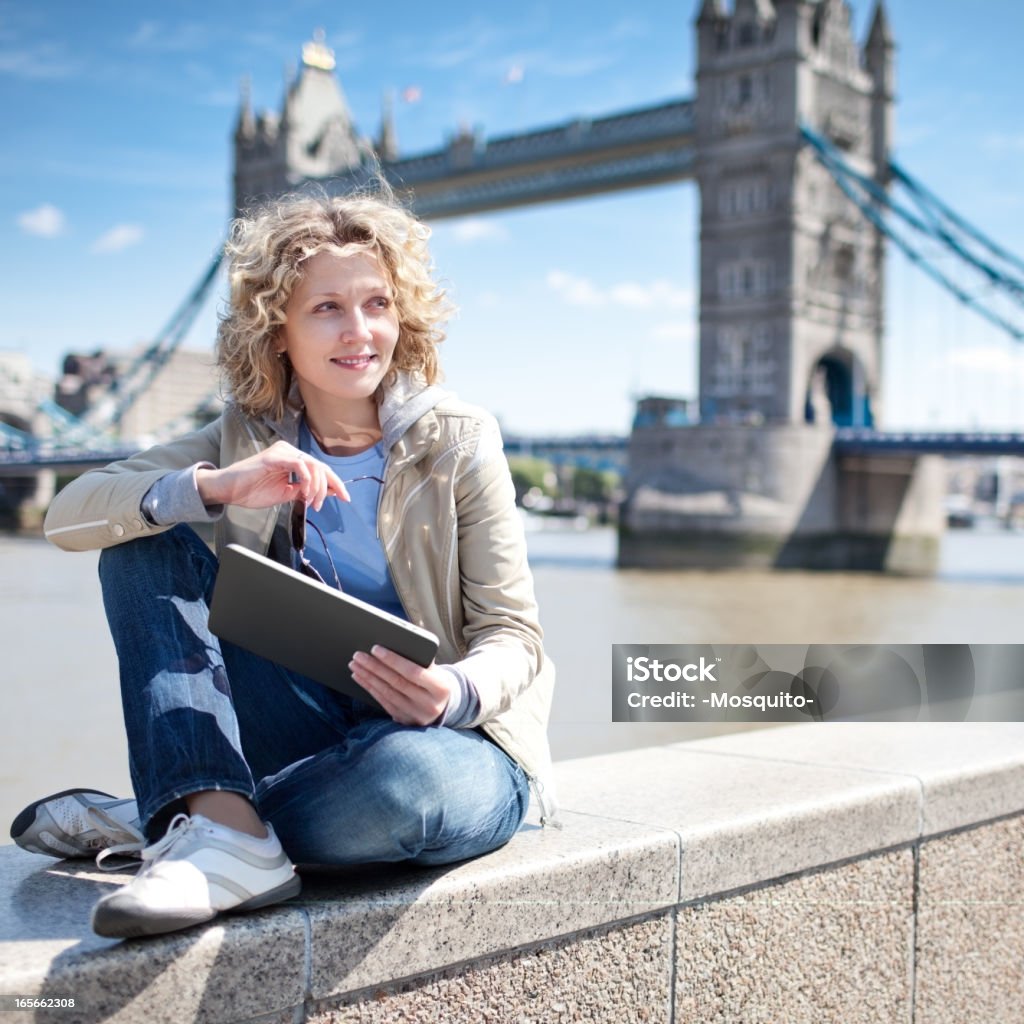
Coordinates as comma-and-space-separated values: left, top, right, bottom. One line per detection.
331, 355, 376, 368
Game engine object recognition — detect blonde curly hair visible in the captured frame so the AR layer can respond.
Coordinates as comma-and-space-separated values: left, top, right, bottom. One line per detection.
217, 189, 453, 420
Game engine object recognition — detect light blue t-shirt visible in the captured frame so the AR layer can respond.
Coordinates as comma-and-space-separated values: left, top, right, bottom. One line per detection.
298, 420, 406, 621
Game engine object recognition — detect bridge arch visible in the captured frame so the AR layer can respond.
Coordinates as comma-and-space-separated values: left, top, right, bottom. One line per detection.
804, 349, 874, 428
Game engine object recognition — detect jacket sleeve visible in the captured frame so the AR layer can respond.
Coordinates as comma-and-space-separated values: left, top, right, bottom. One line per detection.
42, 417, 223, 552
450, 417, 546, 723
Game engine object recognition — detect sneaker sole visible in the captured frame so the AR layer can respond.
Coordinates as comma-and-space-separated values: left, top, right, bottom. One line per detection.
10, 788, 118, 857
91, 874, 303, 940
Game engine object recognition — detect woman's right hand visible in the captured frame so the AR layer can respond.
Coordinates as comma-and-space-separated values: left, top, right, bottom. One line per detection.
195, 441, 350, 511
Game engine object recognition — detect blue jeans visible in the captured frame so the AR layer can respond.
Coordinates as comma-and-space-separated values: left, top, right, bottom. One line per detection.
97, 525, 529, 867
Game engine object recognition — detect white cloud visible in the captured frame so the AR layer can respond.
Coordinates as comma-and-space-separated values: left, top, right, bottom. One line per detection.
610, 280, 693, 310
417, 24, 501, 70
451, 218, 509, 243
91, 224, 144, 254
17, 203, 66, 237
546, 269, 605, 307
127, 21, 210, 52
0, 41, 80, 80
547, 270, 694, 311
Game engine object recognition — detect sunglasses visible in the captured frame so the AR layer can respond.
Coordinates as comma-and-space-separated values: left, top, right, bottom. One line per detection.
289, 475, 385, 590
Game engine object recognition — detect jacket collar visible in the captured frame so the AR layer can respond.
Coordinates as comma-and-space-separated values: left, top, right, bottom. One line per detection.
257, 369, 450, 468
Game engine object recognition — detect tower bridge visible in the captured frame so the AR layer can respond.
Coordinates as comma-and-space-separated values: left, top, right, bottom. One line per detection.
230, 0, 1021, 572
4, 1, 1024, 570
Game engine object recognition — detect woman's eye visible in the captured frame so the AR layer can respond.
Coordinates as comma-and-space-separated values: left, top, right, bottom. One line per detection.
314, 302, 338, 313
368, 296, 391, 310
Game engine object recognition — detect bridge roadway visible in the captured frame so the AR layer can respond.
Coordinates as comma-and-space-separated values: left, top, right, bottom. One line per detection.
831, 429, 1024, 457
3, 430, 1024, 479
323, 99, 696, 219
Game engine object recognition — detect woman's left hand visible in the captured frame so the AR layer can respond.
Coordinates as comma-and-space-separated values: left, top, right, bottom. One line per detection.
349, 647, 457, 726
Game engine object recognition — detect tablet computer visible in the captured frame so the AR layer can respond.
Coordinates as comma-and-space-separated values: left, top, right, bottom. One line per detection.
208, 543, 440, 711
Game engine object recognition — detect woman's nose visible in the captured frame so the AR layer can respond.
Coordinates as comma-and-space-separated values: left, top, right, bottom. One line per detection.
341, 308, 373, 342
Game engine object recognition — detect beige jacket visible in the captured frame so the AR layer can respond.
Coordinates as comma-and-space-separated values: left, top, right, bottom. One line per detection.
43, 373, 558, 823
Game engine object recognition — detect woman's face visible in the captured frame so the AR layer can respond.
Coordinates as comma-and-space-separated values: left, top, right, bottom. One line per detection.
278, 250, 400, 415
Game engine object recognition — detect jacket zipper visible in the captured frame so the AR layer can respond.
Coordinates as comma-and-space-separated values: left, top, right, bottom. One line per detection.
376, 436, 559, 829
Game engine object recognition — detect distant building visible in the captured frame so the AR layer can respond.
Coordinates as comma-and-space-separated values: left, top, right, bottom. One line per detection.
55, 347, 222, 444
0, 351, 54, 434
632, 396, 698, 431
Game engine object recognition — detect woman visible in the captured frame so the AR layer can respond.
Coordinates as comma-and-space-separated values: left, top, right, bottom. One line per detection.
18, 191, 557, 940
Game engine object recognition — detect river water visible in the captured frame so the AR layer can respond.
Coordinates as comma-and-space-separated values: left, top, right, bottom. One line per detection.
2, 524, 1023, 836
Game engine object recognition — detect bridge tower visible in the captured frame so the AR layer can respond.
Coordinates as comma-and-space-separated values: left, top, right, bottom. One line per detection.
233, 32, 382, 212
622, 0, 944, 573
694, 0, 891, 428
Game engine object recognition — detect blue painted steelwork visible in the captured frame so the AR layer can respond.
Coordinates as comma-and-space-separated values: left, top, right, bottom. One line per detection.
97, 248, 224, 429
833, 429, 1024, 456
504, 435, 628, 473
801, 124, 1024, 341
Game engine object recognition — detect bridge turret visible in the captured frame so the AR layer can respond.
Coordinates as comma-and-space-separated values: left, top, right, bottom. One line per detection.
234, 31, 368, 212
376, 92, 398, 163
280, 31, 365, 184
771, 0, 818, 64
865, 0, 894, 55
234, 76, 255, 143
696, 0, 727, 20
864, 1, 895, 184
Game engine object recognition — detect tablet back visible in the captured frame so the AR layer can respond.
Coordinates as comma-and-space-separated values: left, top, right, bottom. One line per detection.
208, 544, 439, 711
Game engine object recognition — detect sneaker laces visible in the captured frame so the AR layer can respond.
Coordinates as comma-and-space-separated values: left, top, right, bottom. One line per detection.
90, 806, 151, 872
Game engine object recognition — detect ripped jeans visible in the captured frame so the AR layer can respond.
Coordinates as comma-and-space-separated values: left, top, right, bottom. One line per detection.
98, 525, 529, 866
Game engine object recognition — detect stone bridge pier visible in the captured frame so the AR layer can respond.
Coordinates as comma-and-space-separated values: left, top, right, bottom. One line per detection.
621, 421, 945, 574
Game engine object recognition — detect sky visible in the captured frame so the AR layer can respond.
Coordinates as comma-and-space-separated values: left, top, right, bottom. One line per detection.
2, 0, 1024, 436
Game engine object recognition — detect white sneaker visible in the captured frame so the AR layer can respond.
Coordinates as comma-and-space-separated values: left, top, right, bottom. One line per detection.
90, 813, 300, 939
10, 789, 144, 859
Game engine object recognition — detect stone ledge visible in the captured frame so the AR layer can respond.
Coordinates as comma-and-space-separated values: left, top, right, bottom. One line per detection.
554, 741, 921, 902
681, 721, 1024, 835
1, 723, 1022, 1023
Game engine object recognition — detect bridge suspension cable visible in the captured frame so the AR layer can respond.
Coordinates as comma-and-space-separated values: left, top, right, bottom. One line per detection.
800, 124, 1024, 342
84, 246, 225, 432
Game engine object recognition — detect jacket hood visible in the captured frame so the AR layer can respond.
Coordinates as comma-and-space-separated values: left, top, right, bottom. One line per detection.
378, 370, 451, 450
258, 369, 452, 449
